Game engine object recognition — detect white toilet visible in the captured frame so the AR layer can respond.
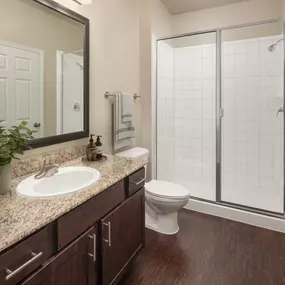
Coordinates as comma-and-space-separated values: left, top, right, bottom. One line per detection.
116, 147, 190, 235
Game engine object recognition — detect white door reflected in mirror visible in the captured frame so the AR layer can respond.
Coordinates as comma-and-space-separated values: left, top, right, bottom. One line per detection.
56, 51, 84, 135
0, 42, 43, 139
0, 0, 85, 140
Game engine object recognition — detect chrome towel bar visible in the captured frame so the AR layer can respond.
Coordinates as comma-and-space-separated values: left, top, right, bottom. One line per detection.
104, 91, 140, 99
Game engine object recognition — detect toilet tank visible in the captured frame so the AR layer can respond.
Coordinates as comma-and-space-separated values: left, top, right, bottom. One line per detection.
116, 147, 150, 180
116, 147, 149, 162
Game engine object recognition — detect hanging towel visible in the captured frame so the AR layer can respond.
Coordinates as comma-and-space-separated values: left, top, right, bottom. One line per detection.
120, 93, 133, 123
113, 103, 135, 152
114, 93, 135, 142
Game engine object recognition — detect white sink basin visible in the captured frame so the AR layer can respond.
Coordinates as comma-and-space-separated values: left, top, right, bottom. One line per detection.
16, 166, 100, 198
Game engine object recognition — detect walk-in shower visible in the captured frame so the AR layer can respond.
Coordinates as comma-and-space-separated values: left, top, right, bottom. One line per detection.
156, 20, 284, 215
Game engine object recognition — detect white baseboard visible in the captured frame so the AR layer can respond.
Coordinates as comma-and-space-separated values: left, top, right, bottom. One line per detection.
184, 199, 285, 233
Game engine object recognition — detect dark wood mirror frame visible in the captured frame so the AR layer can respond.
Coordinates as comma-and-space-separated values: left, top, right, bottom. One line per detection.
26, 0, 90, 149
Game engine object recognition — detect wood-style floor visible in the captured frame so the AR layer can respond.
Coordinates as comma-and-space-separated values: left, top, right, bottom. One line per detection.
120, 210, 285, 285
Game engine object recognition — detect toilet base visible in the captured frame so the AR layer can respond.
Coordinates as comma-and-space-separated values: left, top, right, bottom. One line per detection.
145, 209, 179, 235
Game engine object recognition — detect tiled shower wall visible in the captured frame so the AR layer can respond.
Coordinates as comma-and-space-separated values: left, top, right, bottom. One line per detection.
221, 35, 284, 212
157, 41, 216, 201
172, 44, 216, 201
157, 35, 283, 211
157, 42, 175, 182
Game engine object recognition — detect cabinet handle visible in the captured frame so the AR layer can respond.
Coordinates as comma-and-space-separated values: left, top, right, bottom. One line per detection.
135, 177, 146, 186
102, 222, 112, 247
88, 234, 96, 262
5, 251, 43, 281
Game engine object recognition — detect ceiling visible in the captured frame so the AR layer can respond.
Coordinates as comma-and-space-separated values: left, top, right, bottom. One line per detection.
161, 0, 248, 15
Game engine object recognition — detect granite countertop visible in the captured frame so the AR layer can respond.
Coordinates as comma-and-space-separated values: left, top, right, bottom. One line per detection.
0, 155, 146, 253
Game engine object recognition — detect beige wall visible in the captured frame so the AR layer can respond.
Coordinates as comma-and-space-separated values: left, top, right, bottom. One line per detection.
0, 0, 84, 137
28, 0, 170, 174
172, 0, 282, 34
151, 0, 172, 37
137, 0, 172, 178
51, 0, 169, 168
22, 0, 141, 157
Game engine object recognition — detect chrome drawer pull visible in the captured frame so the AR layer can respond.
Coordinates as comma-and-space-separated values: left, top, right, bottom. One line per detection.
88, 234, 96, 262
5, 251, 43, 281
135, 178, 146, 186
102, 222, 112, 247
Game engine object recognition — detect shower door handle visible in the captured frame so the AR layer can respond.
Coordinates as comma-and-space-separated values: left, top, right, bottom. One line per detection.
277, 107, 284, 117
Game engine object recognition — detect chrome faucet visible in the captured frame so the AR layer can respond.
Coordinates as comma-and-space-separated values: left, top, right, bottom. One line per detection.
34, 159, 59, 180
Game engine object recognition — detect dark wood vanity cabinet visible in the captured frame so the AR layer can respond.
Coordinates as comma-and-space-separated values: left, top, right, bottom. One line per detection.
1, 168, 145, 285
21, 226, 98, 285
127, 167, 146, 197
0, 227, 53, 285
101, 189, 145, 285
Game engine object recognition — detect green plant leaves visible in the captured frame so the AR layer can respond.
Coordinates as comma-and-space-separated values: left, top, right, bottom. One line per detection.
0, 121, 37, 166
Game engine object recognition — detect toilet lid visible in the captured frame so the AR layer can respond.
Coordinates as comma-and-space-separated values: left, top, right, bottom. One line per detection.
145, 180, 190, 199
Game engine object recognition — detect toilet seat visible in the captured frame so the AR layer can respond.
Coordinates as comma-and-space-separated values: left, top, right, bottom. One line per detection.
145, 191, 188, 203
145, 180, 190, 200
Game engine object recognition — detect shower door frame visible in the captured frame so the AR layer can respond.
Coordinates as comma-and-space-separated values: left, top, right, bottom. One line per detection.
155, 18, 285, 218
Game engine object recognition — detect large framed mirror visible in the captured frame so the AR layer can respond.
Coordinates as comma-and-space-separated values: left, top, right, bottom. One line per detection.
0, 0, 89, 148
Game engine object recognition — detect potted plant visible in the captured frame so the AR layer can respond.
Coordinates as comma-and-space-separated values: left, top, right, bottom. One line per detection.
0, 121, 36, 195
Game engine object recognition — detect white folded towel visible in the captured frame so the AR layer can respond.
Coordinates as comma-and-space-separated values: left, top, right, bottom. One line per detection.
120, 93, 133, 123
114, 93, 135, 142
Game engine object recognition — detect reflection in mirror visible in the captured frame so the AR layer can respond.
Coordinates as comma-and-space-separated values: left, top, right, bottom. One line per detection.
0, 0, 85, 139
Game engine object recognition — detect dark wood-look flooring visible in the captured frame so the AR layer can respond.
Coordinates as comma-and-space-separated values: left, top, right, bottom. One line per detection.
120, 210, 285, 285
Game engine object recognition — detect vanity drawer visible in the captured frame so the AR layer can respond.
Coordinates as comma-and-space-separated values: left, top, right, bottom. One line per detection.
57, 180, 125, 250
0, 227, 53, 285
128, 168, 146, 196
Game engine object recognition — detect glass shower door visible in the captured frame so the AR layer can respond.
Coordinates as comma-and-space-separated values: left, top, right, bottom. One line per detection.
221, 22, 284, 213
157, 32, 217, 201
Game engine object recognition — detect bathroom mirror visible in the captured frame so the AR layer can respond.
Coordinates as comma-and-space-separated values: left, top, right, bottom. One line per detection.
0, 0, 89, 148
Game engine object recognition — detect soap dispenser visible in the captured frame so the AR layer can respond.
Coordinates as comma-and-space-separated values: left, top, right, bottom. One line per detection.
86, 134, 97, 161
95, 135, 103, 159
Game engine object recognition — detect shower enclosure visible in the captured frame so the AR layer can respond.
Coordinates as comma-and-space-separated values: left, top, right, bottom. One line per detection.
156, 21, 284, 215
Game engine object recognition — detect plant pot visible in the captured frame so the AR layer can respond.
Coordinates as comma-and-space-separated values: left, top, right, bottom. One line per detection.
0, 163, 11, 195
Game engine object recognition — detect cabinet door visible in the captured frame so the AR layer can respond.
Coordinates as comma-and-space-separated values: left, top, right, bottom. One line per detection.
100, 189, 145, 285
21, 226, 98, 285
0, 227, 53, 285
